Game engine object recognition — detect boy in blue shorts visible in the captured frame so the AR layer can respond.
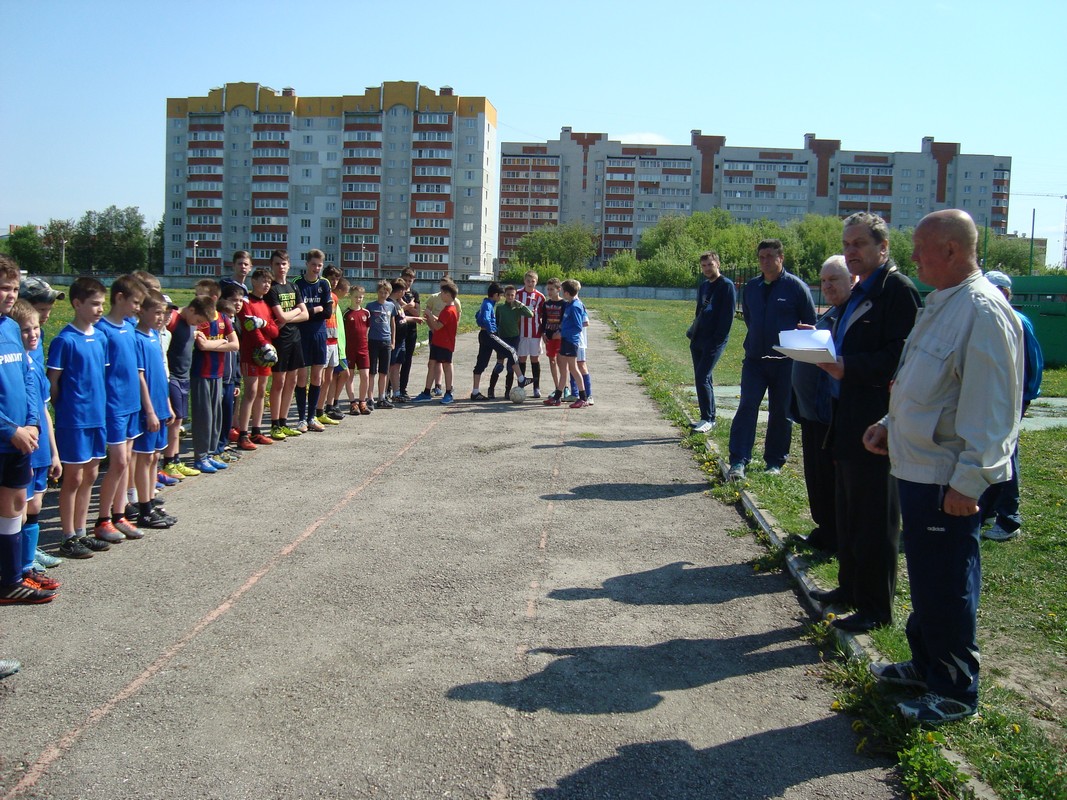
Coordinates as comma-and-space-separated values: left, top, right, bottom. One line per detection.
93, 275, 148, 543
17, 276, 66, 568
9, 301, 62, 593
47, 277, 112, 559
133, 291, 177, 529
294, 249, 333, 431
547, 279, 590, 408
0, 260, 53, 603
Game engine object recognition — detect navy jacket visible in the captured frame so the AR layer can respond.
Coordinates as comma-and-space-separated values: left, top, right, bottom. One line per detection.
741, 270, 816, 359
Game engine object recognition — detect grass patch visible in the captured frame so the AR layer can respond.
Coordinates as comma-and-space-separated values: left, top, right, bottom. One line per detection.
592, 295, 1067, 800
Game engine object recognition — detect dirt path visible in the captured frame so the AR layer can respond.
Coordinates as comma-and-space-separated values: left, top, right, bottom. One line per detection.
0, 318, 900, 799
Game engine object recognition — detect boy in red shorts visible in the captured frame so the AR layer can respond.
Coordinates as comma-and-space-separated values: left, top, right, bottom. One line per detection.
343, 285, 372, 415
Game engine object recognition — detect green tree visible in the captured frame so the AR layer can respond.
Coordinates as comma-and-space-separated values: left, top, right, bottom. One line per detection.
793, 214, 844, 282
7, 225, 46, 273
41, 218, 74, 272
514, 222, 597, 271
147, 217, 164, 273
68, 206, 149, 273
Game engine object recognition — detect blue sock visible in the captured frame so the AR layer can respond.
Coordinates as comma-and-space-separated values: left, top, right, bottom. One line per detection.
295, 386, 307, 420
21, 520, 40, 575
583, 374, 592, 397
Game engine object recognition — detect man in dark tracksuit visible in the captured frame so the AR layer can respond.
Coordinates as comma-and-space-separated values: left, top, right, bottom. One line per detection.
727, 239, 815, 480
812, 213, 921, 633
688, 250, 735, 434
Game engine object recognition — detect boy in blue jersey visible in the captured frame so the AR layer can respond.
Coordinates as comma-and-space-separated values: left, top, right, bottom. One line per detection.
18, 276, 66, 569
93, 275, 148, 544
132, 291, 177, 529
293, 249, 333, 431
9, 301, 62, 593
469, 282, 530, 401
47, 277, 111, 560
0, 260, 53, 604
548, 279, 590, 408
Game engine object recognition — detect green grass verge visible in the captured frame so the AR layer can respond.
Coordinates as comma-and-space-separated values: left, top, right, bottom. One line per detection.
589, 296, 1067, 800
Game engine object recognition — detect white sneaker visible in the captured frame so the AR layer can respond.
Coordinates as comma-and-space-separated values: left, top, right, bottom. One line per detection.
692, 420, 713, 434
982, 522, 1019, 541
294, 420, 309, 433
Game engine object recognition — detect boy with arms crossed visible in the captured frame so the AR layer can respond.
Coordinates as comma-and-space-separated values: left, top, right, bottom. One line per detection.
236, 268, 280, 446
191, 287, 239, 473
293, 250, 333, 431
265, 250, 308, 438
540, 278, 565, 405
161, 297, 213, 479
424, 278, 462, 396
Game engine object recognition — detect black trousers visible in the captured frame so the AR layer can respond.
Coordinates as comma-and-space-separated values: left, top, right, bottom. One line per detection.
799, 419, 836, 545
834, 449, 900, 623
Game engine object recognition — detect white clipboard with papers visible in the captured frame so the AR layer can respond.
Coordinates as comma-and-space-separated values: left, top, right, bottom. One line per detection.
773, 328, 838, 364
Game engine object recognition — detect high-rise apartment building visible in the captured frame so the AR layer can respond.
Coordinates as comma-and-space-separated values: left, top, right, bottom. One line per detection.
499, 129, 1010, 263
165, 81, 498, 279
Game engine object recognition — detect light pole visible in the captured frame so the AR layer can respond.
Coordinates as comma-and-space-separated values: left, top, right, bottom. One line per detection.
60, 238, 67, 274
361, 240, 365, 278
193, 239, 199, 274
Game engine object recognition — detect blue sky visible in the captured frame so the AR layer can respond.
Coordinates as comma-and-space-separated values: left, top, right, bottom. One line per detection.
2, 0, 1064, 265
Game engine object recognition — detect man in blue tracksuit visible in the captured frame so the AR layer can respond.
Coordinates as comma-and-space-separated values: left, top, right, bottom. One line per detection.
727, 239, 815, 480
688, 250, 735, 433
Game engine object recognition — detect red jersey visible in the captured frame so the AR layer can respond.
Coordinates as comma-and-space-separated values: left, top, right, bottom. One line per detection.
430, 305, 459, 352
237, 294, 280, 364
191, 313, 234, 380
515, 288, 545, 338
343, 306, 371, 362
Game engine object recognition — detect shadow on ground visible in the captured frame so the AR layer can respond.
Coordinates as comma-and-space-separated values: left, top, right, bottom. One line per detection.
542, 482, 707, 502
547, 561, 780, 606
447, 628, 814, 715
531, 437, 678, 450
532, 720, 895, 799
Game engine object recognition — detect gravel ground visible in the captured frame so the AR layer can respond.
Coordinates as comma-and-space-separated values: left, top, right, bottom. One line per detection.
0, 317, 901, 799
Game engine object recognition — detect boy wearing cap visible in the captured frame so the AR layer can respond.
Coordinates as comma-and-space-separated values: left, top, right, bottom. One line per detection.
17, 277, 66, 568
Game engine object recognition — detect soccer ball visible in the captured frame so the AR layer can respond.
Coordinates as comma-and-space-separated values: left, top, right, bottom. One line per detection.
252, 343, 278, 367
509, 386, 526, 404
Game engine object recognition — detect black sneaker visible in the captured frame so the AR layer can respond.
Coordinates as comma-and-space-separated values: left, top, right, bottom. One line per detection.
378, 397, 394, 409
326, 407, 345, 421
0, 581, 56, 605
398, 393, 412, 403
124, 502, 139, 520
59, 537, 94, 559
139, 509, 173, 529
81, 536, 111, 552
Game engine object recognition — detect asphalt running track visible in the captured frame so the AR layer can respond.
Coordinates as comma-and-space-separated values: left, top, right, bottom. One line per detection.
0, 318, 899, 799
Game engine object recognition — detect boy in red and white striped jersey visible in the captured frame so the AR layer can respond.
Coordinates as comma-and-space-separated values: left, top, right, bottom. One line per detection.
515, 270, 546, 398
